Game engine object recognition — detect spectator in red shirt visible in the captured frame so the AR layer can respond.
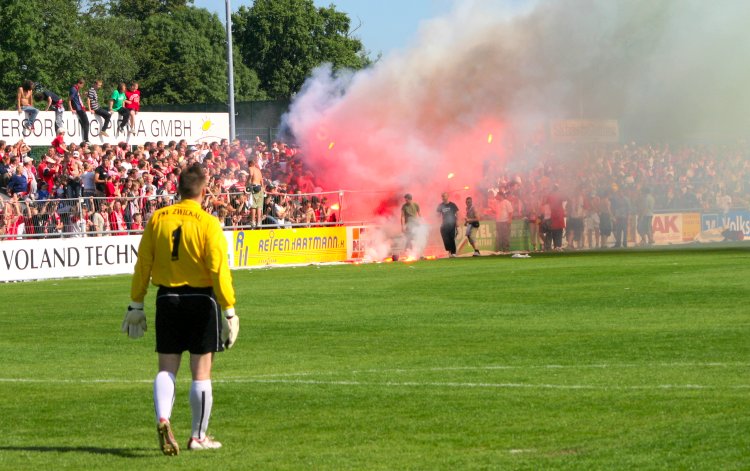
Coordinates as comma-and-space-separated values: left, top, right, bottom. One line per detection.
52, 129, 66, 156
125, 81, 141, 135
109, 200, 126, 235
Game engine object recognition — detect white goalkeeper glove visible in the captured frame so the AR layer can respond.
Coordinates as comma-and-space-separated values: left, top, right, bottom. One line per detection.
220, 308, 239, 349
122, 302, 147, 339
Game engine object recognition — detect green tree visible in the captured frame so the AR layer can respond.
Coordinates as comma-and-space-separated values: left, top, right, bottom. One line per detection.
0, 0, 87, 106
77, 14, 141, 92
137, 7, 264, 104
109, 0, 192, 20
233, 0, 369, 99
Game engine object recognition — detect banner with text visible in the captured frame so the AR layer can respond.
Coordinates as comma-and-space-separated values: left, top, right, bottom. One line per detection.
1, 111, 229, 146
652, 212, 701, 245
0, 235, 140, 282
232, 227, 348, 267
700, 210, 750, 236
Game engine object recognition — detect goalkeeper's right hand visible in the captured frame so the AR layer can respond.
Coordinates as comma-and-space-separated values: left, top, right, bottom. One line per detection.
122, 302, 147, 339
221, 308, 239, 349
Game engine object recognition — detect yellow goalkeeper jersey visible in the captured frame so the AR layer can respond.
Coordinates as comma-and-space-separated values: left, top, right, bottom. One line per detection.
131, 198, 235, 309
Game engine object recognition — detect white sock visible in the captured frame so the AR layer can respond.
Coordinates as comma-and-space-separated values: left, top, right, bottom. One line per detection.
190, 380, 213, 439
153, 371, 176, 423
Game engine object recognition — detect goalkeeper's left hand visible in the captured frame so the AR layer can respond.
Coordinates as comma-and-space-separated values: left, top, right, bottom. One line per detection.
221, 308, 240, 349
122, 302, 147, 339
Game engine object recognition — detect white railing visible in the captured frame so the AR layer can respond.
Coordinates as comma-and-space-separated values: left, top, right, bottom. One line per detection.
1, 189, 349, 239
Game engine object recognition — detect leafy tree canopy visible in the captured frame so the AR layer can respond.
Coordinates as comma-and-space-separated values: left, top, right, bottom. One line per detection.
0, 0, 368, 108
233, 0, 370, 99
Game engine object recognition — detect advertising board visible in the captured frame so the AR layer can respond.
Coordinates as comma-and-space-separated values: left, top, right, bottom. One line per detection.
1, 110, 229, 146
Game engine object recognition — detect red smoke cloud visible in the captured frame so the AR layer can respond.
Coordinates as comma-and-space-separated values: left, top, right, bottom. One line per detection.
287, 65, 512, 225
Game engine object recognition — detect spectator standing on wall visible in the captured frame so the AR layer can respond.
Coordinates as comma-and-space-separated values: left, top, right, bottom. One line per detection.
87, 80, 112, 137
436, 192, 459, 258
68, 78, 90, 143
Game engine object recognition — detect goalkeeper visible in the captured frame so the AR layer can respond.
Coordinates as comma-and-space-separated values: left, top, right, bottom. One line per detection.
123, 163, 239, 456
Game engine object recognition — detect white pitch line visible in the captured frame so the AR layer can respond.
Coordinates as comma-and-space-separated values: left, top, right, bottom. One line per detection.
245, 362, 750, 379
1, 377, 749, 390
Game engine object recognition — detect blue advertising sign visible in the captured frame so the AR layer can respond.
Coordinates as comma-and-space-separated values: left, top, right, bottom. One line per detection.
701, 211, 750, 236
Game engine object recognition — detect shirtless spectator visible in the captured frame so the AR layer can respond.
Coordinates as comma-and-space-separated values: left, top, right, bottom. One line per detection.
17, 80, 39, 131
247, 158, 264, 228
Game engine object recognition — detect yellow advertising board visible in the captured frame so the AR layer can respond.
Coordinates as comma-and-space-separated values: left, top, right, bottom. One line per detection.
232, 227, 348, 267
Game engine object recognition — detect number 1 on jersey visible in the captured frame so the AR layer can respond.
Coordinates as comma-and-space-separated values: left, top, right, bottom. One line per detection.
171, 226, 182, 261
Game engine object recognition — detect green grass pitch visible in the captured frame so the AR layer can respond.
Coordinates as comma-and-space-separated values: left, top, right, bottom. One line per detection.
0, 247, 748, 470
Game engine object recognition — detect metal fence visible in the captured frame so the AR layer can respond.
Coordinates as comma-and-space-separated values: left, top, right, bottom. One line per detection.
1, 189, 352, 239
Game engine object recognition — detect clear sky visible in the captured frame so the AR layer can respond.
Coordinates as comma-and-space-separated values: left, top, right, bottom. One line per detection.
193, 0, 454, 56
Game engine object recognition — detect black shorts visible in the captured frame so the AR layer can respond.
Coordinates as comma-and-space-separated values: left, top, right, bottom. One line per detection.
155, 286, 224, 354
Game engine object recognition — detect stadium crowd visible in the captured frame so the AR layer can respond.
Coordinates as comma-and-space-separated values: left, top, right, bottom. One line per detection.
479, 141, 748, 250
0, 137, 337, 238
1, 131, 748, 248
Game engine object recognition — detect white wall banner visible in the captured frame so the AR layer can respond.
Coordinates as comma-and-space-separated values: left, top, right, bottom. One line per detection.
0, 235, 141, 282
0, 232, 236, 282
0, 111, 229, 147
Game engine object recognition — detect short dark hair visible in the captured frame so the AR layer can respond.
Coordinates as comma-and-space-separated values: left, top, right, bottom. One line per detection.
178, 164, 207, 199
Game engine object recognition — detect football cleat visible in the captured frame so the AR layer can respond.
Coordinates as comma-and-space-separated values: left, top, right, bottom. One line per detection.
157, 419, 179, 456
187, 436, 223, 450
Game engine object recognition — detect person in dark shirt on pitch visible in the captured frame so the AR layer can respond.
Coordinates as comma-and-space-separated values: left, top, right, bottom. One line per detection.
436, 192, 460, 258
